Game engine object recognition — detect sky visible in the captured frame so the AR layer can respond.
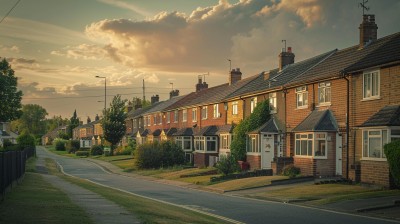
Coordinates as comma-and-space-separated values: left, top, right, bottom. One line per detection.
1, 0, 399, 121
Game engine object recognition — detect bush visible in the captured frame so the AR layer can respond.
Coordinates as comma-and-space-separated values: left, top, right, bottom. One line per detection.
135, 141, 185, 169
384, 140, 400, 188
91, 145, 103, 156
114, 145, 133, 155
75, 151, 90, 157
17, 133, 36, 149
53, 138, 67, 151
215, 155, 239, 176
67, 140, 80, 153
282, 164, 301, 178
2, 139, 13, 148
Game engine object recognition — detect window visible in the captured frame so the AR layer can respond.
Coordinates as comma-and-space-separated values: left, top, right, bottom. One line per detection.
247, 134, 260, 153
314, 133, 327, 158
174, 110, 178, 123
250, 97, 257, 113
153, 114, 157, 125
391, 129, 400, 142
213, 104, 219, 118
296, 86, 308, 108
363, 70, 380, 99
295, 134, 313, 156
363, 130, 387, 159
232, 101, 238, 115
194, 136, 217, 152
318, 82, 331, 105
175, 136, 192, 151
166, 112, 170, 124
192, 108, 197, 122
182, 109, 187, 122
202, 106, 208, 120
148, 116, 151, 126
220, 134, 231, 150
269, 92, 277, 113
143, 116, 147, 127
158, 113, 162, 124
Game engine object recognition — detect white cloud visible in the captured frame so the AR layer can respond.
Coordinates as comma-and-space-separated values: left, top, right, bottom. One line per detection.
51, 44, 108, 60
97, 0, 152, 17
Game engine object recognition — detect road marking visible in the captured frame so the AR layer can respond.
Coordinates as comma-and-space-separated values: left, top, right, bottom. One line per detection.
56, 161, 244, 224
86, 160, 112, 174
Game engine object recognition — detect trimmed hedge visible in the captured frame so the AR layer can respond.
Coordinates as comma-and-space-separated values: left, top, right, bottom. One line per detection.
90, 145, 103, 156
135, 141, 184, 169
215, 155, 239, 176
384, 140, 400, 188
75, 151, 89, 157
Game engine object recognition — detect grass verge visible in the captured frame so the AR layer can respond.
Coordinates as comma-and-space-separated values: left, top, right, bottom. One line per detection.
0, 158, 93, 224
45, 158, 230, 224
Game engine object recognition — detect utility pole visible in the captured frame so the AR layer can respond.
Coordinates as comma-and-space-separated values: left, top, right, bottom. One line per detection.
142, 79, 145, 103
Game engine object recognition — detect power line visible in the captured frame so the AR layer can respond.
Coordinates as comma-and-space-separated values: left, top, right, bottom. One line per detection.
0, 0, 21, 24
19, 85, 193, 93
22, 91, 166, 100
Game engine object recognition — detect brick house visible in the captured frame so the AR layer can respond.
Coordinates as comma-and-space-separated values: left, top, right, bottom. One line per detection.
0, 122, 18, 147
41, 125, 67, 145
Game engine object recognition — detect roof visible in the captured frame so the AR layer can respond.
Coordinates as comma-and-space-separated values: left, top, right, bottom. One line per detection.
248, 118, 279, 134
150, 129, 162, 137
292, 110, 338, 132
359, 105, 400, 127
216, 124, 235, 134
193, 125, 218, 136
143, 95, 185, 115
225, 50, 336, 100
173, 127, 194, 136
139, 129, 150, 137
163, 128, 177, 136
126, 106, 153, 119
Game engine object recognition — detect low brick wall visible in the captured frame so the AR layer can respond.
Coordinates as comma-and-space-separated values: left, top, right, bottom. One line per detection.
361, 160, 390, 188
193, 152, 218, 168
272, 157, 293, 175
246, 154, 261, 170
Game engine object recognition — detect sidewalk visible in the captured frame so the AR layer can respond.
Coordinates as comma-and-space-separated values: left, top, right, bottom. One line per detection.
36, 156, 140, 224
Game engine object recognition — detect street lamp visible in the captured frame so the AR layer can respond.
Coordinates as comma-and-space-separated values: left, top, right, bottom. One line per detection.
95, 76, 106, 115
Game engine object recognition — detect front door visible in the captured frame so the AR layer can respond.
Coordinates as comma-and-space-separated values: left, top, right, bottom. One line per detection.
336, 133, 343, 176
261, 134, 274, 169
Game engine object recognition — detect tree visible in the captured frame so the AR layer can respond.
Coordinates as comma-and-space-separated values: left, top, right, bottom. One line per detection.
231, 100, 270, 161
102, 95, 127, 155
12, 104, 48, 135
67, 110, 80, 139
0, 58, 23, 122
46, 115, 69, 133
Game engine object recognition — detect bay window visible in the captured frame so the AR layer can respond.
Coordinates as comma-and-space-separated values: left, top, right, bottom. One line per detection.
295, 132, 327, 158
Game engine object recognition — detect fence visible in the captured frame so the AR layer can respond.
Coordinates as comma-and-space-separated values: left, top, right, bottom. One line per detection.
0, 147, 35, 201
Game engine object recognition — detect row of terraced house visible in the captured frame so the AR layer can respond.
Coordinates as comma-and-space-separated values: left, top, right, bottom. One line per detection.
72, 14, 400, 188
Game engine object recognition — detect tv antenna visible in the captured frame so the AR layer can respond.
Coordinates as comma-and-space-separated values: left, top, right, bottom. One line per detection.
169, 82, 174, 91
203, 72, 210, 82
359, 0, 370, 15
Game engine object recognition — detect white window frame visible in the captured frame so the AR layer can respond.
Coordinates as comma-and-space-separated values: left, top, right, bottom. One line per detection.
247, 134, 260, 154
175, 136, 192, 151
363, 70, 380, 100
158, 113, 162, 125
220, 134, 231, 150
201, 106, 208, 120
182, 109, 187, 122
296, 86, 308, 108
362, 129, 388, 160
295, 132, 328, 159
318, 82, 331, 105
269, 92, 277, 113
192, 108, 197, 122
213, 104, 219, 118
232, 101, 238, 115
166, 112, 170, 124
194, 136, 218, 153
153, 114, 157, 126
250, 97, 257, 113
174, 110, 178, 123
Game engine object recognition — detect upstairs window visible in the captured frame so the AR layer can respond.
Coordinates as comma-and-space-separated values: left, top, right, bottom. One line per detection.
363, 70, 380, 99
158, 113, 162, 125
182, 109, 187, 122
174, 110, 178, 123
318, 82, 331, 105
296, 86, 308, 108
269, 92, 277, 113
250, 97, 257, 113
153, 114, 157, 125
192, 108, 197, 122
202, 106, 208, 120
166, 112, 170, 123
213, 104, 219, 118
232, 101, 238, 115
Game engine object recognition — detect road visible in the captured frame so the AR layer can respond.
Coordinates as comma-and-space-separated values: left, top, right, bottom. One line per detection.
37, 147, 397, 224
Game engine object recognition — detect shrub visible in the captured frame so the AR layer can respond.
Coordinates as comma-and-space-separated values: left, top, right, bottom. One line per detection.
2, 139, 13, 148
160, 141, 185, 167
67, 140, 80, 153
17, 133, 36, 149
114, 145, 133, 155
282, 164, 301, 178
135, 141, 185, 169
53, 138, 67, 151
384, 140, 400, 188
75, 151, 89, 157
91, 145, 103, 156
215, 154, 239, 176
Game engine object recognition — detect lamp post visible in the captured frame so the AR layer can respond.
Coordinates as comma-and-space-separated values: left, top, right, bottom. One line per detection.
95, 76, 106, 115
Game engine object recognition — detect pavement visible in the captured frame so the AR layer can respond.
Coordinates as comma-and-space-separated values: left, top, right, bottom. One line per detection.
36, 155, 140, 224
87, 157, 400, 222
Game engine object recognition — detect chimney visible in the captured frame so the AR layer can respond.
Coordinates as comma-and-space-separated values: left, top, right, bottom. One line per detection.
87, 116, 91, 124
127, 101, 133, 112
279, 47, 295, 71
195, 75, 208, 92
169, 89, 180, 99
134, 98, 142, 110
229, 68, 242, 85
151, 95, 159, 104
359, 14, 378, 48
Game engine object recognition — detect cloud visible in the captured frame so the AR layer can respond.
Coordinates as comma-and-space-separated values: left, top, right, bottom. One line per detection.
1, 45, 20, 53
51, 44, 108, 60
97, 0, 152, 17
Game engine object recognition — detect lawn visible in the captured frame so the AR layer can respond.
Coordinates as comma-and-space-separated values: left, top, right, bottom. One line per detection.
0, 158, 93, 224
210, 175, 289, 191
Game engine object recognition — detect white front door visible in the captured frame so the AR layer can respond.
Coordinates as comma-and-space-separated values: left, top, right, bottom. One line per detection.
336, 133, 343, 176
261, 134, 274, 169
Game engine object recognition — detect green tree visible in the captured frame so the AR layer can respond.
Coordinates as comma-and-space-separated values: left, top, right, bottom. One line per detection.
67, 110, 80, 139
102, 95, 127, 155
46, 115, 69, 133
12, 104, 48, 135
0, 58, 23, 122
231, 100, 270, 161
384, 140, 400, 188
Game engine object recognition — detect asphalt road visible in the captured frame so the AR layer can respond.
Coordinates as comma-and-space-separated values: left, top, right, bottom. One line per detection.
37, 147, 398, 224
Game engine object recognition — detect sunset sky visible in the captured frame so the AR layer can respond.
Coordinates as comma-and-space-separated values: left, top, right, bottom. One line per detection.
1, 0, 399, 121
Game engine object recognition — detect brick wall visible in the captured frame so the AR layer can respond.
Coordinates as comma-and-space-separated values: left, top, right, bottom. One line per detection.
293, 157, 314, 176
226, 100, 244, 125
193, 152, 219, 168
246, 154, 261, 170
361, 160, 390, 187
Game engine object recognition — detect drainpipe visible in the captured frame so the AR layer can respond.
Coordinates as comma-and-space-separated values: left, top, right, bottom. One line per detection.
343, 73, 350, 180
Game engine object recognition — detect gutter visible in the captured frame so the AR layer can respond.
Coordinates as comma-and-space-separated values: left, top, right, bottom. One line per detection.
341, 70, 350, 180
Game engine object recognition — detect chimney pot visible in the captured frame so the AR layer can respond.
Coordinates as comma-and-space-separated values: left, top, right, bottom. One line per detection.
287, 47, 292, 53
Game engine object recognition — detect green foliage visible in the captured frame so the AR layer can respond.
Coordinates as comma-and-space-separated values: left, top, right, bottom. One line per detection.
90, 145, 104, 156
58, 131, 69, 140
282, 164, 301, 178
45, 115, 69, 134
135, 141, 185, 169
12, 104, 48, 135
2, 139, 13, 148
215, 155, 239, 176
0, 58, 23, 122
66, 140, 80, 153
67, 110, 80, 139
384, 140, 400, 188
75, 151, 90, 157
115, 145, 133, 155
102, 95, 127, 155
16, 133, 36, 149
53, 138, 67, 151
231, 100, 270, 161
